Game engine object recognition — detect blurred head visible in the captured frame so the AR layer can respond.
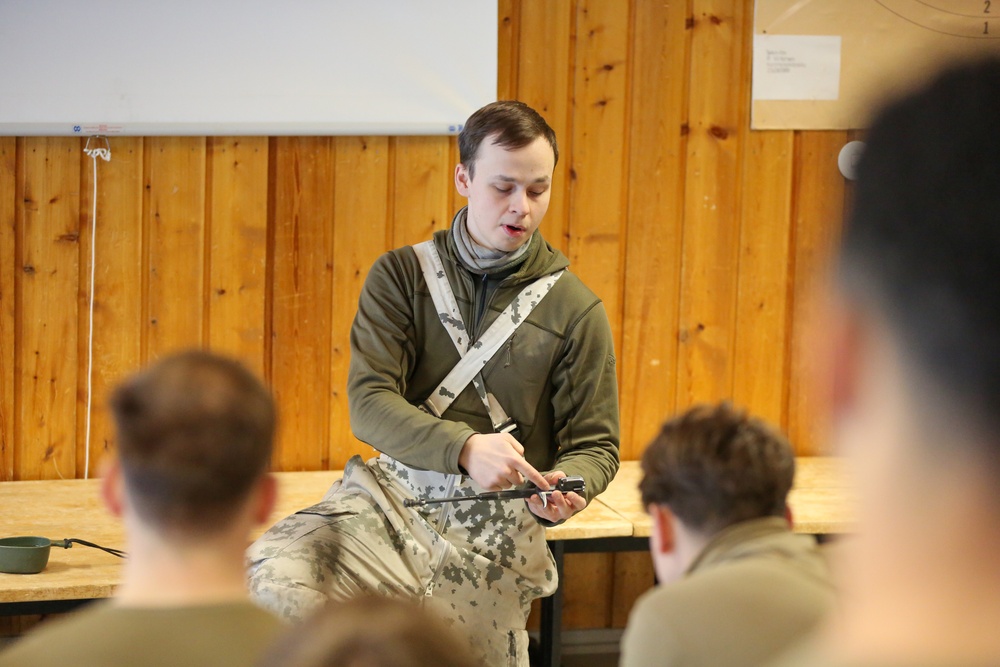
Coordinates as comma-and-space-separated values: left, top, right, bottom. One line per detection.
640, 402, 795, 582
256, 596, 477, 667
832, 56, 1000, 550
807, 58, 1000, 663
838, 57, 1000, 465
824, 59, 1000, 642
109, 350, 275, 536
455, 101, 558, 253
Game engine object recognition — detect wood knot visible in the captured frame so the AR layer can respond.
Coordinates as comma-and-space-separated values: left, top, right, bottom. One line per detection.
709, 14, 722, 25
709, 125, 729, 140
685, 17, 695, 29
23, 264, 35, 274
680, 123, 690, 136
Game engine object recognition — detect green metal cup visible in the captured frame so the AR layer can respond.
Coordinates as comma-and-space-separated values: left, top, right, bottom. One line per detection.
0, 536, 53, 574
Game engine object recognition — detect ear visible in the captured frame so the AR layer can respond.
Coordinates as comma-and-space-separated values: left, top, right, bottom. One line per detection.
455, 162, 472, 198
100, 457, 126, 519
784, 504, 794, 529
251, 474, 278, 526
648, 504, 676, 555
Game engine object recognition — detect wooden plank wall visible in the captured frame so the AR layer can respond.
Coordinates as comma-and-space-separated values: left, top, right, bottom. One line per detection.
0, 0, 849, 631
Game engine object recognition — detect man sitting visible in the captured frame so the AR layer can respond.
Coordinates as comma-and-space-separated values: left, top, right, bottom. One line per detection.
620, 402, 834, 667
0, 351, 285, 667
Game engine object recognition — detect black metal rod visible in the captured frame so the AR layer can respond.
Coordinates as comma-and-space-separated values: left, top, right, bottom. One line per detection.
404, 489, 528, 507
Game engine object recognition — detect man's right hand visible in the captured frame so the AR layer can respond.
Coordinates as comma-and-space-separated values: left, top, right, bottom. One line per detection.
459, 433, 550, 492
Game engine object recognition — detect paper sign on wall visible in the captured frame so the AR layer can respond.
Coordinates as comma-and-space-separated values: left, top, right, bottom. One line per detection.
752, 35, 841, 101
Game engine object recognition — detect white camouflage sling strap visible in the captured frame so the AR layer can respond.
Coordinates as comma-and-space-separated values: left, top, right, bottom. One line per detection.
411, 239, 563, 430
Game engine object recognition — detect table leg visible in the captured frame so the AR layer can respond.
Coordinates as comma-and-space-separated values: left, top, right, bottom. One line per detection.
539, 540, 566, 667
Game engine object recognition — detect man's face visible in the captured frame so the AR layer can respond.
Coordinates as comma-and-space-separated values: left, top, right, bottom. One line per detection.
455, 135, 555, 253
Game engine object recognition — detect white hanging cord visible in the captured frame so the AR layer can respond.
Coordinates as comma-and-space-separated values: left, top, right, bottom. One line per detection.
82, 136, 111, 479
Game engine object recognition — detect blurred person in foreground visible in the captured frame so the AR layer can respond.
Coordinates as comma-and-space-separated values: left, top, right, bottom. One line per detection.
620, 402, 834, 667
774, 57, 1000, 666
256, 596, 476, 667
0, 351, 284, 667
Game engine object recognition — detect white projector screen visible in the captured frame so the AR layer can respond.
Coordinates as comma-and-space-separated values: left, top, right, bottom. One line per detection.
0, 0, 497, 136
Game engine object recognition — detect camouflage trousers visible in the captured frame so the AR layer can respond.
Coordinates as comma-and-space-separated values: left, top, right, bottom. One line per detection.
246, 454, 558, 667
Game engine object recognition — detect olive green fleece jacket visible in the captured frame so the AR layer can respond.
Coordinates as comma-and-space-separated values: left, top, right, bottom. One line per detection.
347, 219, 620, 503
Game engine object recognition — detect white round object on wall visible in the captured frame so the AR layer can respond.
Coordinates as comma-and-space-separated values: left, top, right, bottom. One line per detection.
838, 141, 866, 181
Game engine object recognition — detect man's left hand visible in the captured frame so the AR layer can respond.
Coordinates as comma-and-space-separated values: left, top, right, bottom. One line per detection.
526, 470, 586, 522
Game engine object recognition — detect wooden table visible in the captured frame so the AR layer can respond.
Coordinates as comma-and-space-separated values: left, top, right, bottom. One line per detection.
0, 459, 851, 667
0, 471, 632, 606
597, 458, 857, 537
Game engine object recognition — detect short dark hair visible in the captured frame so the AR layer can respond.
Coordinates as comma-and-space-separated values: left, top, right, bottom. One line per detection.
458, 100, 558, 178
639, 403, 795, 535
257, 596, 477, 667
110, 350, 275, 534
841, 57, 1000, 440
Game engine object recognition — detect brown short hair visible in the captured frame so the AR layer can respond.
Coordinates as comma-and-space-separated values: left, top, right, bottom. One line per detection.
639, 402, 795, 535
110, 350, 275, 534
257, 596, 477, 667
458, 100, 558, 178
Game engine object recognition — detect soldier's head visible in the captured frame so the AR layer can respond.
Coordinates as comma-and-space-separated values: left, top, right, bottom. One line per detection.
639, 402, 795, 583
821, 59, 1000, 655
257, 595, 477, 667
107, 350, 276, 538
458, 100, 558, 178
455, 101, 558, 254
836, 57, 1000, 467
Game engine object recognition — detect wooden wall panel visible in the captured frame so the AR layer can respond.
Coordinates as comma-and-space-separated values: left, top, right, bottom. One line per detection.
143, 138, 207, 360
75, 137, 144, 475
731, 131, 795, 428
561, 551, 615, 629
566, 0, 630, 353
620, 0, 690, 460
0, 137, 15, 479
206, 137, 269, 376
390, 137, 452, 249
330, 136, 390, 468
269, 137, 335, 471
675, 0, 750, 409
16, 138, 81, 480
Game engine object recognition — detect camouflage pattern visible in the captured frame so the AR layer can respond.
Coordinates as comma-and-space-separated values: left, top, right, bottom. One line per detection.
412, 239, 564, 424
247, 454, 557, 667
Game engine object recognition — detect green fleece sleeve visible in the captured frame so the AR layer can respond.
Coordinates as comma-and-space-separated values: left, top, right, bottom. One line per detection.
548, 299, 621, 504
347, 250, 474, 473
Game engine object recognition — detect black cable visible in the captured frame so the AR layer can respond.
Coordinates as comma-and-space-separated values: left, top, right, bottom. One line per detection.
51, 538, 127, 559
